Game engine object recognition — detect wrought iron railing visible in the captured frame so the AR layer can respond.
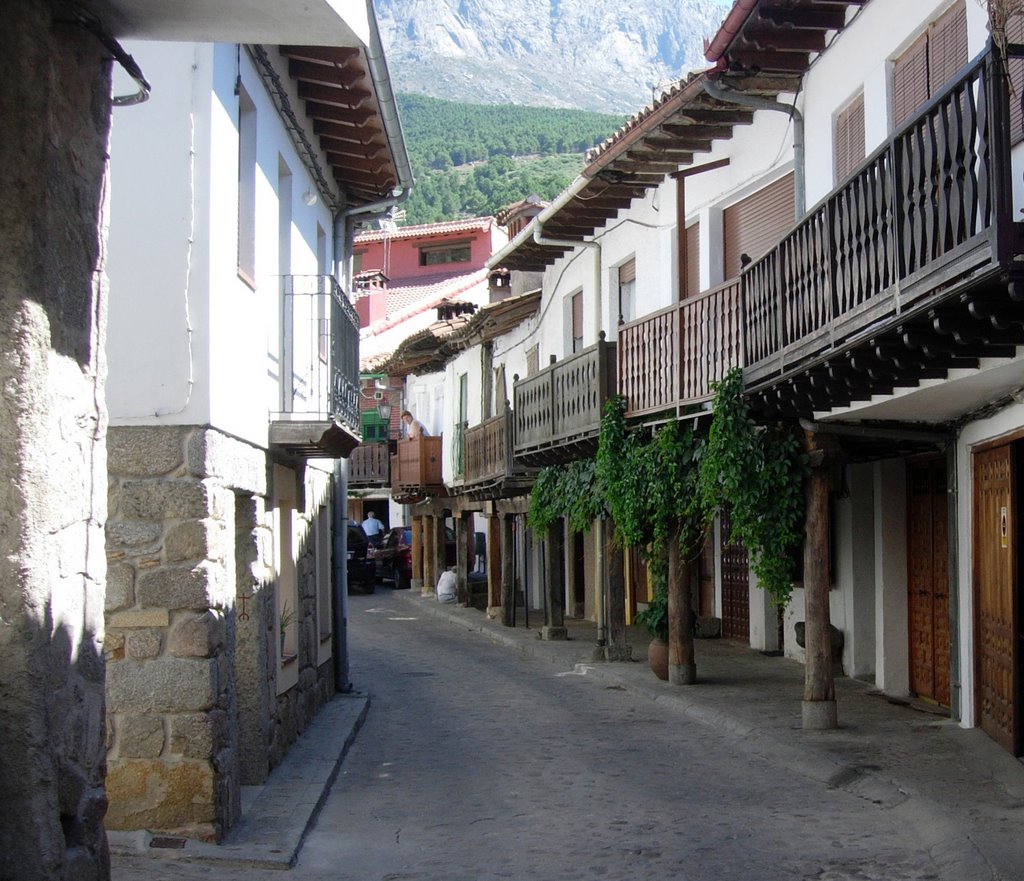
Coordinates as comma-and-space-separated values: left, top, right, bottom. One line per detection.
274, 274, 360, 431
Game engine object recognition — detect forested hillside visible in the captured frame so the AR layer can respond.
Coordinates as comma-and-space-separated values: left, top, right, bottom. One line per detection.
397, 94, 625, 225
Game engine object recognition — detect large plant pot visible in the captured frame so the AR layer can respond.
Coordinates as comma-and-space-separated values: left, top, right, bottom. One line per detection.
648, 638, 669, 681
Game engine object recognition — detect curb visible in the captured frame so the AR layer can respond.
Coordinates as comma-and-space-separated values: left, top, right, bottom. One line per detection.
108, 694, 370, 870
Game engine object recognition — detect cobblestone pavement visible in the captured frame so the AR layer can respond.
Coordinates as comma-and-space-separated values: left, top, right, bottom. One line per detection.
117, 587, 960, 880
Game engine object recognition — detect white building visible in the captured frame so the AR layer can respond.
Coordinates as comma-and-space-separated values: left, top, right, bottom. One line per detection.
103, 7, 412, 839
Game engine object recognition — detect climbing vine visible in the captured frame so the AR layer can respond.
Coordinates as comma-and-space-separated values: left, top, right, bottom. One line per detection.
527, 458, 605, 534
697, 368, 807, 605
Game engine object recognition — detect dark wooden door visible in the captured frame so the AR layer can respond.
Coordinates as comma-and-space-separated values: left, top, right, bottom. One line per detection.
720, 509, 750, 642
907, 457, 950, 706
973, 444, 1019, 754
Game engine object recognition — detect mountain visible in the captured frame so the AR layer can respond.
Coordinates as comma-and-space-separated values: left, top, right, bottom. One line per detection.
376, 0, 734, 114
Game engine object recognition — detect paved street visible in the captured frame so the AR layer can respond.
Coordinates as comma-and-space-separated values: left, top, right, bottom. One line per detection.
116, 587, 961, 880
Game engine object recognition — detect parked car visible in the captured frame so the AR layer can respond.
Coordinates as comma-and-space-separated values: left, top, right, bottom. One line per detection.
347, 523, 375, 593
372, 525, 456, 590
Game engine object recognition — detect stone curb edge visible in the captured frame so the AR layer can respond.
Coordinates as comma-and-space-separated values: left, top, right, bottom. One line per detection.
107, 694, 370, 870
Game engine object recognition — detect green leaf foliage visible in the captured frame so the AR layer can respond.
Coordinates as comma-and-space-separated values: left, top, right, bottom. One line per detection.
396, 93, 625, 224
527, 459, 606, 534
697, 368, 808, 605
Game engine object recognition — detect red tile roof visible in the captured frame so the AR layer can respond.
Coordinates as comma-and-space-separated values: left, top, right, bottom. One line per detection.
355, 216, 494, 244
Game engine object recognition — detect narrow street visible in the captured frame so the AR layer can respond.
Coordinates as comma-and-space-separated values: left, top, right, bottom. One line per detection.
117, 587, 950, 881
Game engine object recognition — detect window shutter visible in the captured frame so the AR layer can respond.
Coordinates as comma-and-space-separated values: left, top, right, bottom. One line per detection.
685, 222, 700, 298
927, 0, 968, 94
618, 258, 636, 284
1008, 13, 1024, 146
723, 173, 795, 279
834, 92, 865, 184
571, 291, 583, 338
893, 33, 929, 128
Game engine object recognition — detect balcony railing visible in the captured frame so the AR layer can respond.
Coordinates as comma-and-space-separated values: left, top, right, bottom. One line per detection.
390, 435, 444, 496
269, 275, 361, 456
460, 410, 537, 495
743, 47, 1020, 388
618, 278, 742, 419
349, 442, 390, 487
513, 334, 616, 465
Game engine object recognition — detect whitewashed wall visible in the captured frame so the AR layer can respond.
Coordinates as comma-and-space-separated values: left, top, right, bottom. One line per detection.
107, 42, 337, 450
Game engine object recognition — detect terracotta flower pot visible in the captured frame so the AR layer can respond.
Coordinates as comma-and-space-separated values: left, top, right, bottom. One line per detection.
647, 637, 669, 681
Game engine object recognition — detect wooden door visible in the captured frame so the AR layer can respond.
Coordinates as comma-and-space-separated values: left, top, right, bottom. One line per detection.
720, 509, 750, 642
907, 458, 950, 705
973, 444, 1019, 754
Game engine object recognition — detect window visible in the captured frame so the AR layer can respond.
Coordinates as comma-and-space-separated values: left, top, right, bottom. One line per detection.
891, 0, 967, 128
237, 86, 257, 286
723, 173, 795, 279
683, 223, 700, 299
353, 251, 365, 274
617, 258, 636, 324
834, 92, 866, 184
570, 290, 583, 353
526, 345, 539, 376
419, 243, 471, 266
1008, 12, 1024, 146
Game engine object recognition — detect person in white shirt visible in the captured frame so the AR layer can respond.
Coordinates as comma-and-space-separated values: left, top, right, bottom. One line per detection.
401, 410, 428, 438
362, 510, 385, 547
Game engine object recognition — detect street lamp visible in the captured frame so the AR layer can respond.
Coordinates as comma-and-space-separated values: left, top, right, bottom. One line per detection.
377, 399, 392, 421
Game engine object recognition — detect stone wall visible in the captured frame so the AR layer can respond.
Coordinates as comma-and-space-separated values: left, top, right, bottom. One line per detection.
0, 2, 113, 879
105, 426, 337, 839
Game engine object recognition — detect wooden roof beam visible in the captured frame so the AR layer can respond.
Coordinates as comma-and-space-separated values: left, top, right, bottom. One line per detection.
298, 81, 372, 108
313, 119, 386, 146
754, 7, 846, 30
287, 58, 366, 87
725, 49, 812, 74
738, 28, 828, 53
658, 123, 735, 140
280, 45, 361, 65
306, 101, 377, 125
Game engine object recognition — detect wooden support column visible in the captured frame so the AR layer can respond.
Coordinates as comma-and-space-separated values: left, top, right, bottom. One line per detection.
542, 518, 567, 640
803, 432, 837, 729
455, 512, 470, 606
422, 514, 437, 596
605, 520, 631, 661
667, 527, 696, 684
411, 515, 424, 591
433, 513, 447, 593
566, 523, 582, 618
486, 513, 501, 618
501, 513, 515, 627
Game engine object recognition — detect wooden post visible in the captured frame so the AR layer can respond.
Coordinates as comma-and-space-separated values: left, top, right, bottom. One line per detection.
605, 520, 631, 661
667, 526, 696, 684
411, 515, 423, 591
542, 518, 567, 640
422, 514, 437, 597
566, 523, 582, 618
486, 513, 501, 618
803, 432, 837, 729
501, 513, 515, 627
455, 512, 470, 606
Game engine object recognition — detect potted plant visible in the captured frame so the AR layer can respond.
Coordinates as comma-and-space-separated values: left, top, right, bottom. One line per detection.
635, 582, 669, 680
279, 602, 295, 657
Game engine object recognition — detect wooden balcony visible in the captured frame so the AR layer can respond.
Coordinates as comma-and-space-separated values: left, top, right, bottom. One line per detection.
390, 435, 445, 499
461, 411, 536, 498
742, 47, 1024, 416
513, 334, 616, 466
348, 442, 390, 488
618, 278, 742, 419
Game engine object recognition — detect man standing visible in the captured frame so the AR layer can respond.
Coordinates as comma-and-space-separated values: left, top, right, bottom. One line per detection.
362, 510, 385, 547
